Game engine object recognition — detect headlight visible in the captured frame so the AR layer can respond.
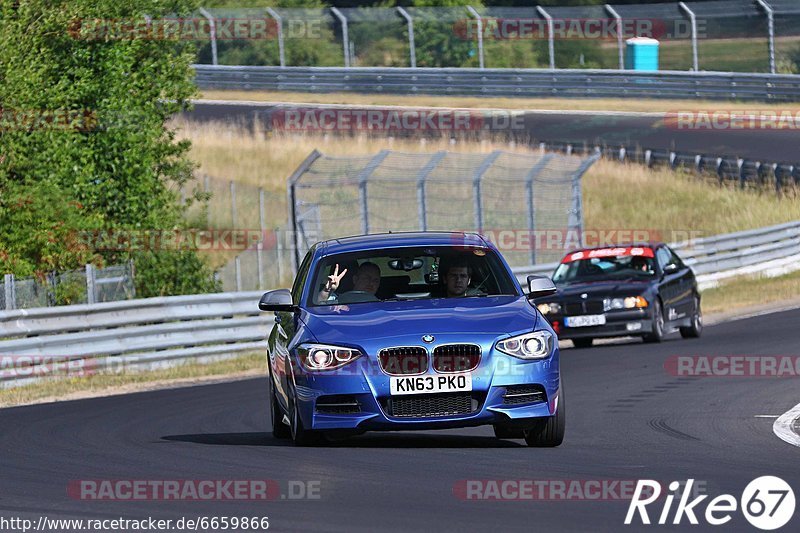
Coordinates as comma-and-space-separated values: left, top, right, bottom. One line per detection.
297, 343, 362, 371
603, 296, 648, 312
537, 302, 561, 315
496, 331, 554, 360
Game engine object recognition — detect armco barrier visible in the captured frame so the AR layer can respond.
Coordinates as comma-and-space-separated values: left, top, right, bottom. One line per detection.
1, 221, 798, 390
193, 65, 800, 102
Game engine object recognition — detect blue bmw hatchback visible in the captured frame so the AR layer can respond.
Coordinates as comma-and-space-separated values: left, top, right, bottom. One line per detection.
259, 232, 564, 446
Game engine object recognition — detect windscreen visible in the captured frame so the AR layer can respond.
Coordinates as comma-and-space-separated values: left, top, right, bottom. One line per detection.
552, 247, 656, 283
308, 246, 518, 306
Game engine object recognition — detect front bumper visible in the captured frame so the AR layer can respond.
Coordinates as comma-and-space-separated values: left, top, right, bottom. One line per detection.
547, 309, 653, 340
288, 334, 561, 432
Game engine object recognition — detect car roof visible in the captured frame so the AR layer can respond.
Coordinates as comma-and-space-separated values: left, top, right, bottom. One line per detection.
562, 242, 665, 257
319, 232, 489, 256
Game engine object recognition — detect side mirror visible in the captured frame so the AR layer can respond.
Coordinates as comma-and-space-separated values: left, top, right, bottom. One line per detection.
662, 263, 679, 275
258, 289, 295, 312
526, 275, 557, 299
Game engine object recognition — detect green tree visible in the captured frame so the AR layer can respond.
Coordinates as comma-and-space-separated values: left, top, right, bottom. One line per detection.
0, 0, 217, 295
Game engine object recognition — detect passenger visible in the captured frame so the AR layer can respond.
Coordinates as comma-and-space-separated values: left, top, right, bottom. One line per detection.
317, 262, 381, 303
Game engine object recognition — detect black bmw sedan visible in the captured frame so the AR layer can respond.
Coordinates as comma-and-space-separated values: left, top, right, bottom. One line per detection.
534, 244, 702, 348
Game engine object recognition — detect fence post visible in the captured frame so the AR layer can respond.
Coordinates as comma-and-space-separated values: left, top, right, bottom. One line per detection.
473, 151, 501, 233
536, 6, 555, 70
756, 0, 776, 74
198, 8, 218, 66
678, 2, 699, 71
276, 230, 285, 285
396, 7, 416, 68
356, 150, 391, 235
416, 151, 447, 232
4, 274, 15, 310
605, 5, 625, 70
524, 154, 554, 265
235, 255, 242, 292
256, 241, 264, 289
204, 174, 211, 227
265, 7, 286, 67
466, 6, 485, 69
330, 7, 351, 68
85, 264, 96, 305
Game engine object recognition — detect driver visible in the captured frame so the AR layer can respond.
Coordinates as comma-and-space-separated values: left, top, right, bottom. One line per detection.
440, 258, 482, 298
629, 255, 652, 273
316, 262, 381, 303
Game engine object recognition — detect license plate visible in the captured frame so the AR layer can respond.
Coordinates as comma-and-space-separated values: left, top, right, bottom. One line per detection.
390, 374, 472, 396
565, 314, 606, 327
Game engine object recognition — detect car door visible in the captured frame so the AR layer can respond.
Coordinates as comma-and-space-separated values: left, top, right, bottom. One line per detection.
655, 246, 684, 324
269, 249, 313, 406
664, 245, 696, 318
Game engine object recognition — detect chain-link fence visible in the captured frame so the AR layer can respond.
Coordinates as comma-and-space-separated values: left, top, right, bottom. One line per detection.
1, 263, 135, 310
287, 149, 597, 273
190, 2, 800, 73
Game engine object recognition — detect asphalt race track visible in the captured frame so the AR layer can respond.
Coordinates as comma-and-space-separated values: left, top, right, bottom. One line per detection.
1, 308, 798, 532
186, 101, 800, 164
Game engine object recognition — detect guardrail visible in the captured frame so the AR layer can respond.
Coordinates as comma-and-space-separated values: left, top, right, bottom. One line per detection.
2, 220, 798, 390
512, 220, 800, 288
193, 65, 800, 102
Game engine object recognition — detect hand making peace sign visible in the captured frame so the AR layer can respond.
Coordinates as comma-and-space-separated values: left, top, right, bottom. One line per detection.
324, 264, 348, 293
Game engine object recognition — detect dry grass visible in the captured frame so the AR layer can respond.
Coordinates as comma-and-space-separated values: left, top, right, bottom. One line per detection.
179, 120, 800, 237
0, 353, 265, 408
199, 91, 800, 114
702, 270, 800, 315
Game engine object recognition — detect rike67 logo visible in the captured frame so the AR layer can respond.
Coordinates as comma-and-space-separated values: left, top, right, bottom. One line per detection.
625, 477, 795, 530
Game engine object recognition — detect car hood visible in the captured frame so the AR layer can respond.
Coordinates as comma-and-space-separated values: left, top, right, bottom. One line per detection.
554, 279, 652, 299
303, 295, 539, 344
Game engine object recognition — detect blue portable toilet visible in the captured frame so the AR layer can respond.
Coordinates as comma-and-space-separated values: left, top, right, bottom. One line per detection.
625, 37, 659, 70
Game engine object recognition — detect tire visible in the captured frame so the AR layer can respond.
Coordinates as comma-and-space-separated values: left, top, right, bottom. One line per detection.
288, 381, 323, 446
523, 389, 565, 447
680, 296, 703, 339
270, 379, 291, 439
572, 338, 593, 349
643, 300, 665, 343
493, 425, 524, 439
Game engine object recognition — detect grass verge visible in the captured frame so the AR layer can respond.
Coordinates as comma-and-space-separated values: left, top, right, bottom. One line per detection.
701, 270, 800, 316
0, 353, 265, 409
199, 91, 800, 114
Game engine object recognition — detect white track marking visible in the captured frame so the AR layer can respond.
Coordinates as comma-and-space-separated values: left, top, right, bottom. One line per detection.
773, 402, 800, 448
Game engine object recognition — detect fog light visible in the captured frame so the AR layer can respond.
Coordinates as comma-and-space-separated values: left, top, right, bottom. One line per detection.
626, 322, 643, 332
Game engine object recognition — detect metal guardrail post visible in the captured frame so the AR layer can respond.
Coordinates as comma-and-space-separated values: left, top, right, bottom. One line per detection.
198, 8, 218, 66
466, 6, 485, 69
604, 5, 625, 70
4, 274, 15, 310
330, 7, 350, 68
416, 151, 447, 232
85, 264, 96, 305
523, 154, 554, 265
536, 6, 555, 70
357, 150, 391, 235
473, 151, 501, 233
678, 2, 699, 71
265, 7, 286, 68
396, 7, 416, 68
756, 0, 776, 75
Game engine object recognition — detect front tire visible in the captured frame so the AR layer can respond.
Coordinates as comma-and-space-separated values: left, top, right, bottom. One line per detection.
270, 379, 290, 439
523, 390, 565, 447
680, 296, 703, 339
643, 300, 665, 343
288, 382, 323, 446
